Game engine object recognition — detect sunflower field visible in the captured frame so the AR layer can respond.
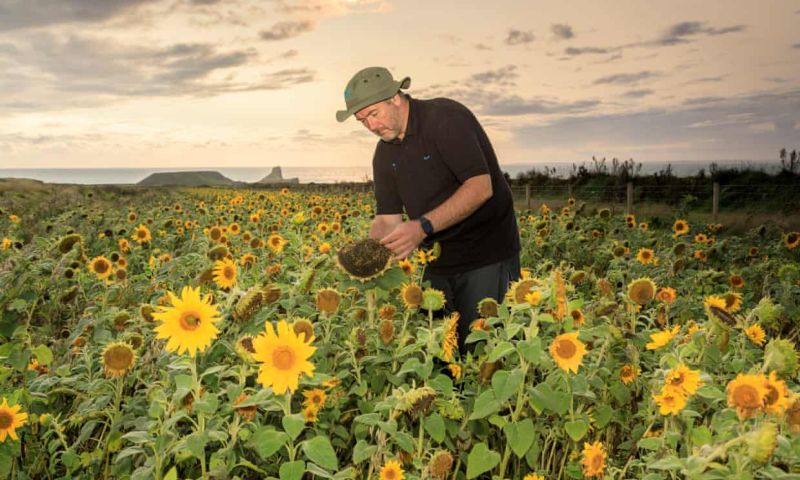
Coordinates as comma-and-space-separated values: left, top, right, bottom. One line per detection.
1, 185, 800, 480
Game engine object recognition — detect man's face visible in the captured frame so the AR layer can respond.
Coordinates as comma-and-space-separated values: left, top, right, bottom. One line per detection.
354, 96, 404, 142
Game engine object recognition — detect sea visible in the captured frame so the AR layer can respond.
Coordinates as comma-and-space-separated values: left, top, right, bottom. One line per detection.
0, 160, 778, 185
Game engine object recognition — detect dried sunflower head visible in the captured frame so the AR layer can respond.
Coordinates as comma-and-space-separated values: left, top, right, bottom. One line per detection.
336, 238, 393, 282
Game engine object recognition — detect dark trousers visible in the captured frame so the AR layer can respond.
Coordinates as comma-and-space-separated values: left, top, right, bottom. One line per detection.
423, 253, 520, 354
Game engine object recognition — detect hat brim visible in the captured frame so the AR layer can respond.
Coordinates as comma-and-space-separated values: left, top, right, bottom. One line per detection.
336, 76, 411, 122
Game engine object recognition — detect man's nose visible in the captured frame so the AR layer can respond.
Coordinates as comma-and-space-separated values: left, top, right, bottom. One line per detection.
365, 117, 378, 131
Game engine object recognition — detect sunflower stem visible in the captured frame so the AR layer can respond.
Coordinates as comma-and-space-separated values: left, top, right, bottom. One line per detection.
191, 356, 208, 480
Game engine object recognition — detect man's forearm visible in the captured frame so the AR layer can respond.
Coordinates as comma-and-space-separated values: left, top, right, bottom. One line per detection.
424, 174, 493, 233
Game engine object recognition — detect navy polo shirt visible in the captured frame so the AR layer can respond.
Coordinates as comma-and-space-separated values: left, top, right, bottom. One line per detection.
372, 96, 520, 275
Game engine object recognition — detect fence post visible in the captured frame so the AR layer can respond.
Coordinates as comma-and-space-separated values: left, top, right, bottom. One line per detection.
626, 182, 633, 214
525, 185, 531, 209
712, 182, 719, 223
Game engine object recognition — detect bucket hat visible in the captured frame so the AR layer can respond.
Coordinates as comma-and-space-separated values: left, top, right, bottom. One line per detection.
336, 66, 410, 122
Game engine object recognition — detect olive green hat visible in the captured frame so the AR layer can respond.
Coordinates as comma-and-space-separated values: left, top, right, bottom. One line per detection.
336, 66, 411, 122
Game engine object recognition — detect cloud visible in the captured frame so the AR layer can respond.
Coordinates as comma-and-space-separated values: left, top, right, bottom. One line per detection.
793, 42, 800, 49
474, 43, 492, 51
469, 65, 518, 87
260, 20, 314, 40
682, 96, 725, 105
551, 23, 574, 40
505, 29, 534, 45
0, 0, 158, 31
649, 21, 746, 46
593, 71, 659, 85
622, 89, 654, 98
274, 0, 392, 16
565, 46, 612, 56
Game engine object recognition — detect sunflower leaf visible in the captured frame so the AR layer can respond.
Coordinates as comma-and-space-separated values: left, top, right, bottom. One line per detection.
282, 414, 305, 441
302, 435, 338, 471
469, 390, 500, 420
565, 419, 589, 442
279, 460, 305, 480
248, 427, 288, 460
466, 442, 501, 479
503, 419, 535, 457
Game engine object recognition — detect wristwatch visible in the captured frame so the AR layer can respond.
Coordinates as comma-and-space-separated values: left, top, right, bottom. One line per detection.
419, 216, 434, 237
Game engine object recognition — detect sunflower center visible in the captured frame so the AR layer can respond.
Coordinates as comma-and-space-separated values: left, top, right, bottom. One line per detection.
224, 266, 235, 280
179, 312, 202, 331
667, 372, 684, 386
95, 261, 109, 274
765, 386, 779, 405
384, 468, 398, 480
272, 345, 296, 371
590, 453, 603, 469
104, 346, 134, 370
621, 366, 633, 378
555, 338, 577, 359
239, 337, 255, 353
733, 385, 761, 408
137, 230, 146, 238
0, 411, 12, 429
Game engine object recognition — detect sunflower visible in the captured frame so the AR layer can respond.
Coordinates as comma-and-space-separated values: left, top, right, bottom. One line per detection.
315, 288, 341, 314
318, 242, 331, 254
672, 219, 690, 237
655, 287, 677, 304
101, 342, 136, 378
152, 286, 222, 357
235, 335, 257, 360
233, 393, 258, 421
723, 292, 743, 313
646, 325, 680, 350
252, 320, 316, 394
748, 246, 759, 257
763, 371, 791, 415
380, 460, 404, 480
694, 233, 708, 244
212, 257, 237, 289
132, 224, 152, 244
379, 319, 395, 345
292, 318, 315, 343
784, 231, 800, 249
209, 226, 223, 242
398, 258, 416, 275
240, 253, 257, 268
127, 211, 137, 222
729, 275, 745, 289
228, 222, 241, 235
665, 364, 703, 395
570, 308, 586, 326
524, 290, 542, 306
703, 295, 727, 313
744, 324, 766, 346
727, 373, 768, 420
627, 277, 656, 305
89, 256, 114, 280
447, 363, 462, 379
507, 278, 539, 304
430, 451, 455, 479
302, 388, 327, 410
336, 239, 393, 281
302, 405, 319, 423
477, 297, 499, 318
620, 364, 638, 385
549, 332, 587, 373
421, 288, 446, 311
267, 233, 287, 253
0, 398, 28, 442
441, 313, 459, 362
580, 441, 606, 478
653, 385, 688, 416
636, 248, 656, 265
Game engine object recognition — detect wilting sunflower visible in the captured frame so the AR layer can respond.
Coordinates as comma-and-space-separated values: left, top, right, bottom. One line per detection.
315, 288, 341, 314
763, 371, 791, 415
784, 231, 800, 250
89, 256, 113, 280
653, 385, 688, 416
101, 342, 136, 377
429, 451, 455, 479
672, 219, 690, 237
212, 257, 237, 289
549, 332, 587, 373
744, 324, 766, 346
655, 287, 677, 304
727, 373, 769, 420
441, 313, 459, 362
302, 388, 326, 410
380, 460, 404, 480
620, 364, 638, 385
336, 238, 393, 282
132, 224, 152, 244
729, 275, 745, 289
627, 277, 656, 305
580, 441, 606, 478
252, 320, 316, 394
0, 398, 28, 442
233, 393, 258, 422
477, 297, 499, 318
570, 309, 586, 326
152, 286, 222, 357
646, 325, 680, 350
636, 248, 656, 265
292, 318, 315, 343
665, 363, 703, 395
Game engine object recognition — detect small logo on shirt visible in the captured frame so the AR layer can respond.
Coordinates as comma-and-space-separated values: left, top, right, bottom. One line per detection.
422, 154, 431, 160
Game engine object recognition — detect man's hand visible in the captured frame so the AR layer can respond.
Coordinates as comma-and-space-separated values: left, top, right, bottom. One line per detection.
379, 220, 426, 259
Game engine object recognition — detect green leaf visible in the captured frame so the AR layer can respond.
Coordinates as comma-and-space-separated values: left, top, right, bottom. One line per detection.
282, 414, 305, 441
592, 404, 613, 429
492, 368, 523, 403
637, 437, 662, 451
279, 461, 305, 480
564, 419, 588, 442
530, 383, 569, 415
193, 393, 219, 415
469, 390, 500, 420
185, 431, 208, 460
690, 426, 712, 447
503, 419, 535, 458
648, 456, 683, 471
487, 341, 516, 363
249, 427, 288, 460
303, 436, 338, 472
163, 466, 178, 480
393, 431, 415, 453
353, 440, 377, 464
31, 344, 53, 365
353, 413, 381, 426
466, 442, 501, 479
425, 414, 446, 443
518, 338, 542, 364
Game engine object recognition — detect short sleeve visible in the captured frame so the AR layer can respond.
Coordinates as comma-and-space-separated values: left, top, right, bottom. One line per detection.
372, 146, 404, 215
434, 108, 489, 183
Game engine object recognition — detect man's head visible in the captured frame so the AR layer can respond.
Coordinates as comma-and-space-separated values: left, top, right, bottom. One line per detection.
336, 67, 411, 140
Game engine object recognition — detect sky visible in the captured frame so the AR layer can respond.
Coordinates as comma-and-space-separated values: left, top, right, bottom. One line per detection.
0, 0, 799, 170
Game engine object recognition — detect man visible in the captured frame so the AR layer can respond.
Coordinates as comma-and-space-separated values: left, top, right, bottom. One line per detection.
336, 66, 520, 353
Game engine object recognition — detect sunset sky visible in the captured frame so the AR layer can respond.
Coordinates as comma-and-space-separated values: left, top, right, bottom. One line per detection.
1, 0, 799, 170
